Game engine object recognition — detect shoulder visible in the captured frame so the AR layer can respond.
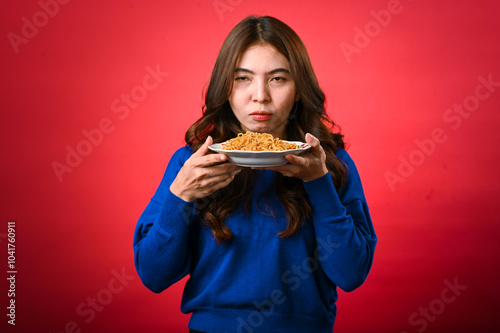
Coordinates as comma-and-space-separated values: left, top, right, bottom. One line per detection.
334, 148, 366, 201
151, 145, 193, 201
170, 145, 193, 164
334, 147, 357, 174
334, 147, 353, 165
165, 145, 194, 176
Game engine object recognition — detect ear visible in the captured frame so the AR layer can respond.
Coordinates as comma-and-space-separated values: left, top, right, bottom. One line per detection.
294, 93, 300, 102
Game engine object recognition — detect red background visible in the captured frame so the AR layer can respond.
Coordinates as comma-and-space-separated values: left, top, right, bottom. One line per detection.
2, 0, 500, 332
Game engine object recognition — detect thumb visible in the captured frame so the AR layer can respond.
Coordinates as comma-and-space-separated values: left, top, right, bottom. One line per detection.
305, 133, 320, 147
305, 133, 322, 155
193, 136, 212, 157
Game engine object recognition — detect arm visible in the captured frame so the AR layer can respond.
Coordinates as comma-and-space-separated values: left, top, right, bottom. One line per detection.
259, 134, 376, 291
303, 150, 376, 292
133, 137, 242, 293
133, 148, 195, 293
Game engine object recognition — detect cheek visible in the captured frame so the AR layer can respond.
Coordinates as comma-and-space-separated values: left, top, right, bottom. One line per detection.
229, 89, 243, 107
228, 93, 238, 112
279, 89, 297, 111
228, 93, 245, 121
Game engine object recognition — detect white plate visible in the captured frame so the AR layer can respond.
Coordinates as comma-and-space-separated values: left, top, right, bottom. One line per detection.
208, 141, 311, 167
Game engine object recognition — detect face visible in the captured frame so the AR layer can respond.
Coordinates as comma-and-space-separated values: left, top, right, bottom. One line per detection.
229, 44, 298, 139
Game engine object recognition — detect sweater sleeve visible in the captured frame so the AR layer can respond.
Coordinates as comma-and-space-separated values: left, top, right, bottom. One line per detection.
133, 147, 195, 293
302, 149, 377, 292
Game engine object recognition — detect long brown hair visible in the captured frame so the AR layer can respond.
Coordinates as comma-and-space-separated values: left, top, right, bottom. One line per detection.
185, 16, 346, 244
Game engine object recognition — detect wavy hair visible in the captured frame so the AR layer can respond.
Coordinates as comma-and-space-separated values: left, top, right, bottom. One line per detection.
185, 16, 346, 243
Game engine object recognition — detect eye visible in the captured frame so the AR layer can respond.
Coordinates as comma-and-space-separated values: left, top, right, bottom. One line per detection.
272, 76, 287, 82
235, 76, 248, 81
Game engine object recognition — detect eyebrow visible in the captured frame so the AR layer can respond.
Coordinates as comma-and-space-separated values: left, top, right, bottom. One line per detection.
234, 67, 291, 75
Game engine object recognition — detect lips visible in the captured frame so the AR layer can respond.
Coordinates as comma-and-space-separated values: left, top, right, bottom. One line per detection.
250, 111, 272, 121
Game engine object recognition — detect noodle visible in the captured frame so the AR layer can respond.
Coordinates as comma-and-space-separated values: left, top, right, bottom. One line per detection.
222, 131, 298, 151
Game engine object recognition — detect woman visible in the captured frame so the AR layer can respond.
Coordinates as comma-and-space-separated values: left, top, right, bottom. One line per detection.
133, 16, 376, 333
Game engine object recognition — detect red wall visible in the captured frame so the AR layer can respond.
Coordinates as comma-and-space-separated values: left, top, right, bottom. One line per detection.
2, 0, 500, 332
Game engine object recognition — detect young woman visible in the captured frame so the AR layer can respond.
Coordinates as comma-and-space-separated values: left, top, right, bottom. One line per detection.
133, 16, 377, 333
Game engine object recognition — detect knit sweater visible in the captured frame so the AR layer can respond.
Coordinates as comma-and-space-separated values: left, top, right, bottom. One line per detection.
133, 146, 377, 333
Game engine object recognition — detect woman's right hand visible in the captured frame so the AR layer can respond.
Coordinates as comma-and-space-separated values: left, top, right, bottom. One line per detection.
170, 136, 242, 202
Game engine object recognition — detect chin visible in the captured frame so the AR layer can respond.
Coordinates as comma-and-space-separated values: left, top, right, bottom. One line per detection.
243, 125, 268, 133
242, 122, 282, 136
252, 128, 272, 134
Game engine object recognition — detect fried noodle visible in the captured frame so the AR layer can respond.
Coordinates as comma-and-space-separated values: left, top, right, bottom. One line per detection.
222, 131, 298, 151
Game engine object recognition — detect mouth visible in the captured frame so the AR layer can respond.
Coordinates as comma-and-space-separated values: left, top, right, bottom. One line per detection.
250, 111, 272, 121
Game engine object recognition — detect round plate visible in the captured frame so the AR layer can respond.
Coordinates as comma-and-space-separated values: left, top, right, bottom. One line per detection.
208, 141, 311, 167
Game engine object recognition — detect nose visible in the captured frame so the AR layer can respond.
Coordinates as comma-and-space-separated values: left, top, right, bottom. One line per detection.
252, 80, 270, 104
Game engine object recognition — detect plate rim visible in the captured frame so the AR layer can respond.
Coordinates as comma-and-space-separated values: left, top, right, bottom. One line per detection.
208, 140, 310, 154
231, 161, 289, 167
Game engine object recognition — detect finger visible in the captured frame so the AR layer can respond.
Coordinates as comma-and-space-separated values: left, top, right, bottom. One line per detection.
305, 133, 325, 158
306, 133, 320, 149
191, 153, 227, 167
192, 136, 213, 157
206, 176, 236, 195
206, 163, 242, 177
200, 170, 240, 192
191, 136, 230, 166
285, 153, 308, 167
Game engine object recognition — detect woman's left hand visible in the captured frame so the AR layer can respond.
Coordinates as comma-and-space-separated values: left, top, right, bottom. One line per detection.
254, 133, 329, 182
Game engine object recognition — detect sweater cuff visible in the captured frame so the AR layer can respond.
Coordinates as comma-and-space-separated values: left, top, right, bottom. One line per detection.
303, 173, 346, 218
157, 189, 195, 235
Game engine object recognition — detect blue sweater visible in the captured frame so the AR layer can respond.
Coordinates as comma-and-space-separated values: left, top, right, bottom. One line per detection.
133, 146, 377, 333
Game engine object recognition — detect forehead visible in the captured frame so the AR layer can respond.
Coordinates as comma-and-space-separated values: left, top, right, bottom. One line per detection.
236, 44, 290, 71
